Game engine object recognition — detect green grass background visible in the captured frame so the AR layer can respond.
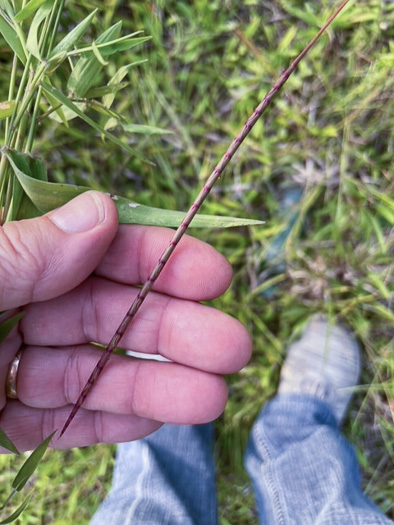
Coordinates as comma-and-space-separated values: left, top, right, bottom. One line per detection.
0, 0, 393, 523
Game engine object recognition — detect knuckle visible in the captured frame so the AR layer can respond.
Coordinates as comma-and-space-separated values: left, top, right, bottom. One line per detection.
63, 347, 85, 405
0, 224, 46, 306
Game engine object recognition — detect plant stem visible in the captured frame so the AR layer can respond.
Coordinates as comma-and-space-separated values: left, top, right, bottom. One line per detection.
10, 63, 46, 133
5, 55, 19, 140
47, 0, 65, 55
25, 86, 43, 153
5, 55, 32, 145
59, 0, 352, 437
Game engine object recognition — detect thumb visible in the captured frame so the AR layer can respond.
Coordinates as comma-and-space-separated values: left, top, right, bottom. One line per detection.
0, 191, 118, 310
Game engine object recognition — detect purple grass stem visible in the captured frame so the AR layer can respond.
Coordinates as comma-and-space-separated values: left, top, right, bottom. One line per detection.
59, 0, 351, 438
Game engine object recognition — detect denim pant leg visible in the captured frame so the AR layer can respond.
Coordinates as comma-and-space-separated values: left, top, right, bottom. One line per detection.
91, 423, 218, 525
245, 393, 392, 525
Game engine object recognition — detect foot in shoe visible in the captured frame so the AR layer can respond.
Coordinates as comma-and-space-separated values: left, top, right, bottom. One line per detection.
278, 315, 361, 425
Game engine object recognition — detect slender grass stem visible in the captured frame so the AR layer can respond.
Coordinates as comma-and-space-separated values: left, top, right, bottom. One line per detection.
47, 0, 65, 55
5, 55, 18, 140
25, 86, 43, 153
10, 63, 46, 132
59, 0, 352, 437
0, 155, 10, 225
6, 55, 32, 145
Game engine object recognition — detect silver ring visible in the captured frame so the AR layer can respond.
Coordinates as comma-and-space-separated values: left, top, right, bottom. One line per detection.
6, 349, 23, 399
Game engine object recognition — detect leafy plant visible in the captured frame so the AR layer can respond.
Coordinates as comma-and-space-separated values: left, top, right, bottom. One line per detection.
0, 0, 260, 228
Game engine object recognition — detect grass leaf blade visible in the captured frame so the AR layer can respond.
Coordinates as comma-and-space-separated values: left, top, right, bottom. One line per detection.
0, 312, 24, 345
50, 8, 97, 57
26, 0, 54, 59
0, 491, 34, 524
0, 429, 20, 455
122, 123, 174, 136
5, 150, 263, 227
12, 432, 56, 492
0, 13, 26, 63
67, 21, 123, 98
13, 0, 47, 23
103, 60, 147, 108
40, 83, 153, 164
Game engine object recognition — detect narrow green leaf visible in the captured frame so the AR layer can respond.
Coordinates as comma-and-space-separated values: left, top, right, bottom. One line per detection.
89, 36, 151, 57
114, 197, 264, 228
0, 491, 34, 524
0, 0, 14, 18
103, 60, 147, 108
122, 123, 174, 136
6, 151, 46, 220
43, 88, 69, 127
12, 431, 56, 491
40, 83, 152, 164
15, 192, 41, 220
88, 100, 124, 119
0, 13, 26, 63
0, 311, 24, 344
13, 0, 47, 22
50, 9, 97, 57
0, 101, 15, 121
7, 177, 24, 222
26, 0, 54, 59
67, 21, 123, 97
28, 155, 47, 181
85, 82, 129, 99
5, 150, 264, 228
91, 42, 108, 66
0, 428, 20, 455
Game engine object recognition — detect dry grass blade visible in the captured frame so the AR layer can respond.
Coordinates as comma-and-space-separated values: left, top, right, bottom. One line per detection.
59, 0, 352, 437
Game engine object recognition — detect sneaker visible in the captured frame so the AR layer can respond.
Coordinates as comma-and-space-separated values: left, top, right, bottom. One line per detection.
278, 315, 361, 425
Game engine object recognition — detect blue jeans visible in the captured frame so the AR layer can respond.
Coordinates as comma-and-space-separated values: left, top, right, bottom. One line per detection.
92, 394, 392, 524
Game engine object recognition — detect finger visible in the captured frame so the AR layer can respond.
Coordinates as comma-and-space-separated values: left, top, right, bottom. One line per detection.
0, 192, 118, 310
21, 278, 252, 373
0, 401, 162, 451
96, 225, 233, 300
17, 345, 229, 423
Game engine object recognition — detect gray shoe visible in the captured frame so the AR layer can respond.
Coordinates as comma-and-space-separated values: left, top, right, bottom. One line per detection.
278, 315, 361, 425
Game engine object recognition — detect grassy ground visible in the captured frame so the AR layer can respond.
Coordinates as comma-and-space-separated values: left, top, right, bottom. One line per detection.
0, 0, 393, 523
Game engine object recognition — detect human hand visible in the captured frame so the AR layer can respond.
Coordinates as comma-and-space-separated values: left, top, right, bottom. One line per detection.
0, 191, 251, 451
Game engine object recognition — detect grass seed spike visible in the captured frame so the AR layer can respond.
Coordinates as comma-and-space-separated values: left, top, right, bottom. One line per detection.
60, 0, 352, 437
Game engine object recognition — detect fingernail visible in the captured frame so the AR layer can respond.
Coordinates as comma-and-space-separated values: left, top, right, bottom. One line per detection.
49, 192, 105, 233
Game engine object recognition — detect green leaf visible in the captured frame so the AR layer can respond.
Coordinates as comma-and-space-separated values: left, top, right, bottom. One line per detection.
43, 84, 69, 126
0, 101, 15, 121
0, 491, 34, 524
26, 0, 54, 59
85, 82, 129, 99
0, 312, 24, 344
40, 83, 152, 164
0, 428, 20, 455
103, 60, 147, 108
5, 150, 47, 220
122, 123, 174, 136
5, 150, 264, 228
92, 36, 151, 57
50, 8, 97, 57
15, 193, 41, 220
67, 21, 123, 97
13, 0, 47, 22
0, 12, 26, 63
0, 0, 14, 18
12, 431, 56, 491
91, 41, 108, 66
